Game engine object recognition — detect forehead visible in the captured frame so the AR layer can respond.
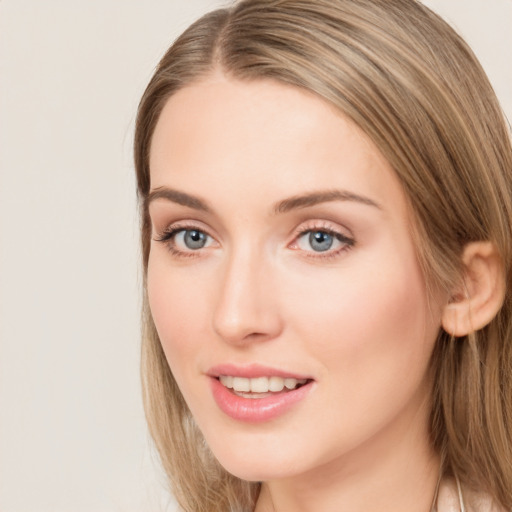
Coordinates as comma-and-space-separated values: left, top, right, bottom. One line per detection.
149, 72, 406, 219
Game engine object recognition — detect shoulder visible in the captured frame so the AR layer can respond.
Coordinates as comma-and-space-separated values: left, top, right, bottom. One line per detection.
437, 477, 509, 512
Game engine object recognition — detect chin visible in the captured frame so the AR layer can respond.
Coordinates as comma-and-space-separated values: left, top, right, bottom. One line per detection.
206, 437, 306, 482
220, 460, 293, 483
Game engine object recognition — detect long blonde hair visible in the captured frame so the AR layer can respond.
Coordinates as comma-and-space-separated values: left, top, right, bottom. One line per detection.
134, 1, 512, 510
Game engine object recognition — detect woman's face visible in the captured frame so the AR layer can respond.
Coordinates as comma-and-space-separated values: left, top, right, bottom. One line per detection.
147, 73, 444, 482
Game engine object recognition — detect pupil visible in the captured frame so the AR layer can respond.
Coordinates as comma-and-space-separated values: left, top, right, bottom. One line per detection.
309, 231, 333, 252
184, 230, 206, 249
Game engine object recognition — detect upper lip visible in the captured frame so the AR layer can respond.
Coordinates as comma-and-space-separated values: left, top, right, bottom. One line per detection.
207, 363, 312, 380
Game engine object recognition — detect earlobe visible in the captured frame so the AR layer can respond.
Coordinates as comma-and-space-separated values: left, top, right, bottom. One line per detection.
441, 241, 505, 337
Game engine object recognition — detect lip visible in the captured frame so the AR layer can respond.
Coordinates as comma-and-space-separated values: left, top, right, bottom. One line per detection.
207, 364, 314, 423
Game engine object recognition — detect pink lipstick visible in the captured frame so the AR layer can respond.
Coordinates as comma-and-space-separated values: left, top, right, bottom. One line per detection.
208, 364, 314, 422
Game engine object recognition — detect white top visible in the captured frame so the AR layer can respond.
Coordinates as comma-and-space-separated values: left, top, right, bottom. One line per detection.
435, 477, 507, 512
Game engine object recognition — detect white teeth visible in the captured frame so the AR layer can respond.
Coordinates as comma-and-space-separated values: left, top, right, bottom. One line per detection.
250, 376, 269, 393
219, 375, 307, 393
269, 376, 285, 392
219, 375, 233, 388
284, 378, 299, 389
232, 377, 250, 392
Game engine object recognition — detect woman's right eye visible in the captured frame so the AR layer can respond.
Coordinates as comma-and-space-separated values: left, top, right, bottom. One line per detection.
175, 229, 211, 250
155, 227, 215, 255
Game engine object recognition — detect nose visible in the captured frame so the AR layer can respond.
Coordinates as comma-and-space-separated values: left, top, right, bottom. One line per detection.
212, 247, 283, 345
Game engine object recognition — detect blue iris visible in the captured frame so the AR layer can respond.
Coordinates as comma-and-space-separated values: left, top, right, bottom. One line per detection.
309, 231, 334, 252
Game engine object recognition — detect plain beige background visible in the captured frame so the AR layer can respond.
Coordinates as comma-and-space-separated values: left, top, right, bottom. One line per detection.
0, 1, 510, 511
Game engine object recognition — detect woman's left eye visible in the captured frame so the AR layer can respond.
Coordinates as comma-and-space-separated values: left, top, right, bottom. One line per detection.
294, 229, 354, 255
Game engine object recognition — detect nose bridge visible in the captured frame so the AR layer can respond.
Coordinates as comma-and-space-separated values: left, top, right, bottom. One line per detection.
212, 241, 281, 344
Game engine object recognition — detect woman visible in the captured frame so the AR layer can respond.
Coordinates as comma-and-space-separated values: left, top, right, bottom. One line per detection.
134, 1, 512, 510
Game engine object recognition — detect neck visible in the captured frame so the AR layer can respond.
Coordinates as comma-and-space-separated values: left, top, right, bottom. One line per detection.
255, 403, 440, 512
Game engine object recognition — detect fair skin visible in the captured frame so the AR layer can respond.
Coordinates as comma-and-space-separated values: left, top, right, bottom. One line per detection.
147, 72, 446, 512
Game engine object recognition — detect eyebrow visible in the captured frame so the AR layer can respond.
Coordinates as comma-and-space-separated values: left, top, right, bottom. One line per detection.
146, 187, 381, 214
146, 187, 211, 212
274, 189, 381, 213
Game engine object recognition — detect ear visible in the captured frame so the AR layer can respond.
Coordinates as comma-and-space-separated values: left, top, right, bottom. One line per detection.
442, 241, 505, 337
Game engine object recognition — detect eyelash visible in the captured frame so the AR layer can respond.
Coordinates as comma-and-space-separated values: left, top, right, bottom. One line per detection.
153, 221, 355, 260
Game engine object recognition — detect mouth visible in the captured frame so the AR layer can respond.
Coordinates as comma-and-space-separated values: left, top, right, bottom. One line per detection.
208, 366, 315, 422
218, 375, 311, 398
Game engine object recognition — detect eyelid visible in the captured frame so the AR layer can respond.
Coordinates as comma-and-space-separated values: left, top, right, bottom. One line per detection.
153, 219, 214, 239
290, 219, 353, 240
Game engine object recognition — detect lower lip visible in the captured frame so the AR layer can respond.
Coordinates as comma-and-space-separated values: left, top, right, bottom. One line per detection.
210, 378, 313, 423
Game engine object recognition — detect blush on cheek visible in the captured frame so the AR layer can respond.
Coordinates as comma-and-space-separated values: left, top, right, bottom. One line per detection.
147, 263, 212, 378
298, 263, 433, 367
148, 259, 193, 327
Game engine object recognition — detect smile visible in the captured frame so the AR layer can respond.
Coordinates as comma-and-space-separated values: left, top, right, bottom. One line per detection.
209, 369, 314, 422
219, 375, 309, 397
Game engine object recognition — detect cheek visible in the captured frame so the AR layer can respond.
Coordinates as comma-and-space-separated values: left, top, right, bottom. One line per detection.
285, 253, 440, 381
146, 255, 211, 370
275, 256, 441, 458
